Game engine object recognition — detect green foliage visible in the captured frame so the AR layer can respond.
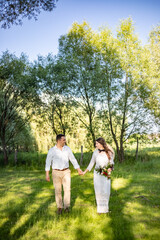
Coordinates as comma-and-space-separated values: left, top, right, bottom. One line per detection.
1, 144, 159, 169
0, 51, 40, 164
57, 22, 106, 145
142, 24, 160, 119
0, 0, 58, 28
0, 152, 46, 169
0, 18, 160, 165
0, 151, 93, 169
97, 18, 158, 162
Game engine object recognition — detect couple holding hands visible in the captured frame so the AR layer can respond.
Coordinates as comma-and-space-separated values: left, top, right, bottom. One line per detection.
45, 134, 114, 215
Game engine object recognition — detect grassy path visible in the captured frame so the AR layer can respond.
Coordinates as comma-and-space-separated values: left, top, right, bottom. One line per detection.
0, 157, 160, 240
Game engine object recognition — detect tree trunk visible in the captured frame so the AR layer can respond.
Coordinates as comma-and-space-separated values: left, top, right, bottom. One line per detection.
110, 125, 125, 163
119, 142, 125, 163
108, 104, 123, 163
2, 142, 8, 165
51, 107, 58, 135
88, 111, 95, 147
91, 129, 96, 147
84, 86, 96, 148
117, 73, 129, 163
116, 147, 124, 163
135, 137, 139, 160
106, 71, 124, 163
55, 107, 66, 135
14, 148, 18, 165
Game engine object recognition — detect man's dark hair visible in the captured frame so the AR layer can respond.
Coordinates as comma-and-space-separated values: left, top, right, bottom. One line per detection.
56, 134, 65, 142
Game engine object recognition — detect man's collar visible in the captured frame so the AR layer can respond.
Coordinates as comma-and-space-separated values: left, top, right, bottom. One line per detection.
55, 144, 65, 150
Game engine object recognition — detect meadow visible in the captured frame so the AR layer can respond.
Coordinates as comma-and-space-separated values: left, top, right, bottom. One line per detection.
0, 146, 160, 240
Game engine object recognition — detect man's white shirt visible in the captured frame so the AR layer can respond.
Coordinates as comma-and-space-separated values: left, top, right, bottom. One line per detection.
45, 145, 80, 171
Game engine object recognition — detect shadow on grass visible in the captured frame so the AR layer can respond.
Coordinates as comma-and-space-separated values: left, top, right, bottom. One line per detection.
71, 168, 158, 240
70, 173, 95, 209
107, 182, 135, 240
71, 172, 135, 240
102, 168, 160, 240
1, 166, 159, 240
74, 225, 94, 240
48, 172, 96, 240
0, 171, 55, 240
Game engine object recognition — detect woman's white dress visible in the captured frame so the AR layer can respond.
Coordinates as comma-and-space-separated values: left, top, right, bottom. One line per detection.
87, 149, 114, 213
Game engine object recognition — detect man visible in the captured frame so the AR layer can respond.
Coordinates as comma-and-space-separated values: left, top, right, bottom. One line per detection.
45, 134, 83, 215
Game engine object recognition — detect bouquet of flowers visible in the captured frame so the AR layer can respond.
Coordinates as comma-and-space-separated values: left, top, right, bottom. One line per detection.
95, 163, 114, 179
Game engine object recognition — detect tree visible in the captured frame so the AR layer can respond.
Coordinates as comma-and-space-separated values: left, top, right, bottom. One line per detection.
0, 0, 58, 28
48, 96, 74, 135
33, 54, 80, 141
141, 25, 160, 120
96, 18, 155, 162
57, 22, 103, 147
54, 19, 159, 160
0, 51, 39, 164
149, 25, 160, 79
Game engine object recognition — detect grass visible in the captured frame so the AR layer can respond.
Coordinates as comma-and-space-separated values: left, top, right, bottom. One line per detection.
0, 147, 160, 240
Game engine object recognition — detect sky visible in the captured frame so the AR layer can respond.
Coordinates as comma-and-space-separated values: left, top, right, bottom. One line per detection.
0, 0, 160, 61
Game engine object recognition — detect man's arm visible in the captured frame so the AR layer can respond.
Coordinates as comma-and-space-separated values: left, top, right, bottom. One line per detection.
68, 147, 81, 169
46, 170, 50, 182
45, 149, 52, 181
67, 147, 83, 175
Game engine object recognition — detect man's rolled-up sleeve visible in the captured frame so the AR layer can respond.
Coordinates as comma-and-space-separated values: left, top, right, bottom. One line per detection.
45, 149, 52, 171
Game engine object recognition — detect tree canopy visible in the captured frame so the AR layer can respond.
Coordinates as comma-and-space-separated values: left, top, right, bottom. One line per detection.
0, 51, 40, 164
0, 0, 58, 28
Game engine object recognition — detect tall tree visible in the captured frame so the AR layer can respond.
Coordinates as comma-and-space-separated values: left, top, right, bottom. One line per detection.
97, 18, 155, 162
0, 51, 39, 164
57, 22, 103, 147
0, 0, 58, 28
142, 25, 160, 120
33, 54, 79, 137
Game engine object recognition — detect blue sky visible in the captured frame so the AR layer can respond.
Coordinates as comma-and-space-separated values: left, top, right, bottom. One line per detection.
0, 0, 160, 61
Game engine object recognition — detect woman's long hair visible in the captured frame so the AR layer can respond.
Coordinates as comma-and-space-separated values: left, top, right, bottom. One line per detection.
96, 137, 114, 160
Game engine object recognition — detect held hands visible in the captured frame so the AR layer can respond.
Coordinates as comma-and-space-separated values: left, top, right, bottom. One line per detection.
77, 169, 88, 176
77, 168, 83, 175
82, 169, 88, 175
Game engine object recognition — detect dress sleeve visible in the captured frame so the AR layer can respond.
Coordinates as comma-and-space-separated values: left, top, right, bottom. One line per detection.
87, 150, 97, 171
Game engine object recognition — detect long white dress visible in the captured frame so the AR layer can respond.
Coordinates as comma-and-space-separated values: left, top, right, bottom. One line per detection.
87, 149, 114, 213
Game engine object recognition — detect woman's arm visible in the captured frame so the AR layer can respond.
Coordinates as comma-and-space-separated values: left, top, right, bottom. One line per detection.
83, 150, 97, 175
83, 169, 89, 175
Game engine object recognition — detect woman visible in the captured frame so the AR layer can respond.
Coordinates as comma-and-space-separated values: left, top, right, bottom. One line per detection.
83, 138, 114, 214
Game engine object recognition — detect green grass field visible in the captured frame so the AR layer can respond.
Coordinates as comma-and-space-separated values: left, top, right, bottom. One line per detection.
0, 147, 160, 240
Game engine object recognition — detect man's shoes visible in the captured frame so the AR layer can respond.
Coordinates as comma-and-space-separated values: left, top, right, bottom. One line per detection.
64, 207, 70, 213
57, 208, 62, 215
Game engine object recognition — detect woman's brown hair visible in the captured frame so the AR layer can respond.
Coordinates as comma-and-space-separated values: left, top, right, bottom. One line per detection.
96, 137, 113, 160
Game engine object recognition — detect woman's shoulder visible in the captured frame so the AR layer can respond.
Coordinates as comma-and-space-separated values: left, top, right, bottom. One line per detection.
93, 149, 99, 156
93, 148, 98, 153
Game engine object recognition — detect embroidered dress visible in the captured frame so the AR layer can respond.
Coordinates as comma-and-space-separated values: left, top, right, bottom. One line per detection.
87, 149, 114, 213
